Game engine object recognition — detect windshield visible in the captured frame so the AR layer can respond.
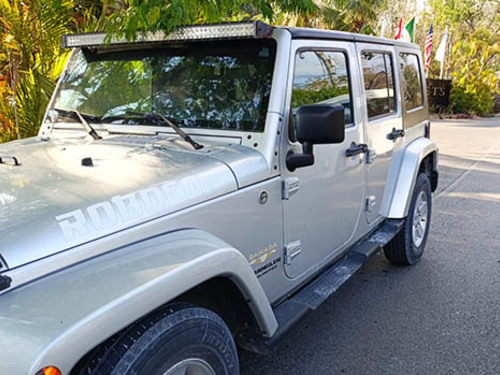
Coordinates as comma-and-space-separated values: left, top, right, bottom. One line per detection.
50, 39, 276, 132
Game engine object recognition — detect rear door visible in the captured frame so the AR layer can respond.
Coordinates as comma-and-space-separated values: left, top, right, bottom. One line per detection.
356, 44, 403, 224
282, 40, 365, 279
397, 49, 428, 137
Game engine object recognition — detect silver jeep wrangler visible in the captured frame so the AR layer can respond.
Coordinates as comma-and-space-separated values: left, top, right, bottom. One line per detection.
0, 22, 438, 375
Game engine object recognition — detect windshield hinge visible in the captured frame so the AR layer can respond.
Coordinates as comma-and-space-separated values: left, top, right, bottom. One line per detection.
0, 156, 21, 166
0, 275, 12, 291
282, 177, 300, 200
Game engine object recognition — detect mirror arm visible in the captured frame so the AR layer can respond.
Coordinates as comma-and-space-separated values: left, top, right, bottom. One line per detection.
286, 142, 315, 172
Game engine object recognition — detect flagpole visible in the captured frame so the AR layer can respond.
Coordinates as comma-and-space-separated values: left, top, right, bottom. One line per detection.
439, 59, 444, 80
445, 31, 452, 79
429, 17, 434, 78
435, 26, 449, 80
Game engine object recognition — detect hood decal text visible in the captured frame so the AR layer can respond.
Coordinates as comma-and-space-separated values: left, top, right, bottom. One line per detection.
55, 171, 225, 243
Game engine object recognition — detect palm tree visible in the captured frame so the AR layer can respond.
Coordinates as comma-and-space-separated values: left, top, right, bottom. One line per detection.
277, 0, 383, 33
0, 0, 69, 139
0, 0, 104, 142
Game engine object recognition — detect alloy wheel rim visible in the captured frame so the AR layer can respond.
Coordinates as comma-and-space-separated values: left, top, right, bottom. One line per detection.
164, 358, 216, 375
412, 191, 428, 248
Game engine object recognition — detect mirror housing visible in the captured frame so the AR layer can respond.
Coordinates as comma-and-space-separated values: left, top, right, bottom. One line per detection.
286, 104, 346, 172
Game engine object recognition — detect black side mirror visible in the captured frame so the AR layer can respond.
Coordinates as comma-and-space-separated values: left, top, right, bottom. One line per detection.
286, 104, 345, 172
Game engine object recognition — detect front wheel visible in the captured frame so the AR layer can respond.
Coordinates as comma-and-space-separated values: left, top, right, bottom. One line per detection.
384, 173, 432, 265
82, 304, 239, 375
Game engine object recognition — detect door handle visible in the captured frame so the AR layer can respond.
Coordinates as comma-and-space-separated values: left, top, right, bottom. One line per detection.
345, 142, 368, 157
387, 128, 405, 141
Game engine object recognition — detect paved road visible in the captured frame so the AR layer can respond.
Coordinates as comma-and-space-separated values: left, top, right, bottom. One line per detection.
240, 117, 500, 375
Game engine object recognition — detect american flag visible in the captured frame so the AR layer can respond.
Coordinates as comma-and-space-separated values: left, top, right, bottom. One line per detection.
424, 20, 434, 70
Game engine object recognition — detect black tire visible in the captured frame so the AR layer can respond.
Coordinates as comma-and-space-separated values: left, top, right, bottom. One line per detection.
384, 173, 432, 266
81, 304, 239, 375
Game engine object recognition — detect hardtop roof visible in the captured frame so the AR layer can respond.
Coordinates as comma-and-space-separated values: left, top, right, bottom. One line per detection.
280, 25, 419, 49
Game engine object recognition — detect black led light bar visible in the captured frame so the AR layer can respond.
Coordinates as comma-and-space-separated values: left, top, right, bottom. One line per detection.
62, 21, 274, 48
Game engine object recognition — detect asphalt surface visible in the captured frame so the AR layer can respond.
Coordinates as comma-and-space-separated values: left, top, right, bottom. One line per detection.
240, 117, 500, 375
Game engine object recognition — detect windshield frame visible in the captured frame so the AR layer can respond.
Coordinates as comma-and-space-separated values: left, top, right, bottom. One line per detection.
39, 29, 293, 177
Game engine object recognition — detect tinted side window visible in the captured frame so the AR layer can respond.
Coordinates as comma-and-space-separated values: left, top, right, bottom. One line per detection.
399, 53, 423, 111
361, 52, 396, 119
292, 50, 353, 126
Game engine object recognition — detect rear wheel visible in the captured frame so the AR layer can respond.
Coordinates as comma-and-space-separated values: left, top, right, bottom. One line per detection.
80, 304, 239, 375
384, 173, 432, 265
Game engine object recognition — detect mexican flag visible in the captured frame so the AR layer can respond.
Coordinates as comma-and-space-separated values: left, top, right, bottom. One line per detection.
400, 18, 415, 43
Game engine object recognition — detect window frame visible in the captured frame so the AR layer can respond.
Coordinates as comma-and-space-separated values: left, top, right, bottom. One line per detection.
395, 47, 429, 130
399, 52, 425, 113
290, 47, 356, 134
360, 50, 398, 122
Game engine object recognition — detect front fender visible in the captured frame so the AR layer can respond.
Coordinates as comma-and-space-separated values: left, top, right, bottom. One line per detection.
386, 137, 438, 218
0, 229, 277, 375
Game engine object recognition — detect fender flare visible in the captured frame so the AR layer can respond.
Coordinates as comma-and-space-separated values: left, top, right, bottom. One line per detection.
386, 137, 438, 219
0, 229, 278, 375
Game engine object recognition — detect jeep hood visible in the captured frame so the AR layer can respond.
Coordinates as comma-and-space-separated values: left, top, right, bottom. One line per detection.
0, 135, 266, 269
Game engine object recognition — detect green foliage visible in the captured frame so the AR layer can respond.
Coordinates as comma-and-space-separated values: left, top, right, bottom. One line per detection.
276, 0, 383, 33
449, 27, 499, 115
428, 0, 500, 114
0, 0, 101, 142
108, 0, 318, 38
1, 0, 499, 144
0, 0, 321, 143
450, 85, 494, 115
105, 0, 383, 38
431, 0, 493, 33
60, 55, 153, 116
292, 78, 348, 108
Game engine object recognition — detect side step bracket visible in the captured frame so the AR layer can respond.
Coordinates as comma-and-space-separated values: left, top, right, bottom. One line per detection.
238, 219, 403, 355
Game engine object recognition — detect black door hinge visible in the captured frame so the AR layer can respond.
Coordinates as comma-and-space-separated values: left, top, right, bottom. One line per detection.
387, 128, 405, 141
345, 142, 368, 157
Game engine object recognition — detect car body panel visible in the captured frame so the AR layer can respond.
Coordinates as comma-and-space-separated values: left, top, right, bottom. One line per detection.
355, 42, 405, 225
1, 176, 288, 301
0, 229, 277, 374
0, 136, 239, 269
386, 137, 438, 218
281, 39, 365, 279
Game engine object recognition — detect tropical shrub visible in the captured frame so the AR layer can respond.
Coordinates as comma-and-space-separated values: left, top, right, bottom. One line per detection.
292, 79, 349, 108
450, 83, 496, 116
449, 28, 499, 115
0, 0, 105, 142
0, 0, 75, 141
428, 0, 500, 115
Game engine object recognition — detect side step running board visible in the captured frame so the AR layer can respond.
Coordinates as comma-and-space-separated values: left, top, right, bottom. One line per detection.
238, 219, 403, 355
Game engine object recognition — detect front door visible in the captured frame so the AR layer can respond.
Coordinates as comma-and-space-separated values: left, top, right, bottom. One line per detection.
356, 44, 404, 224
282, 40, 365, 279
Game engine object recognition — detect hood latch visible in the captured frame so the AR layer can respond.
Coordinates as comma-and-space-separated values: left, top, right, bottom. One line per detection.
0, 156, 20, 166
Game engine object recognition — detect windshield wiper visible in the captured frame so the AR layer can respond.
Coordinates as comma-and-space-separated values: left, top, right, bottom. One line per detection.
126, 111, 203, 150
52, 108, 102, 140
53, 108, 101, 123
